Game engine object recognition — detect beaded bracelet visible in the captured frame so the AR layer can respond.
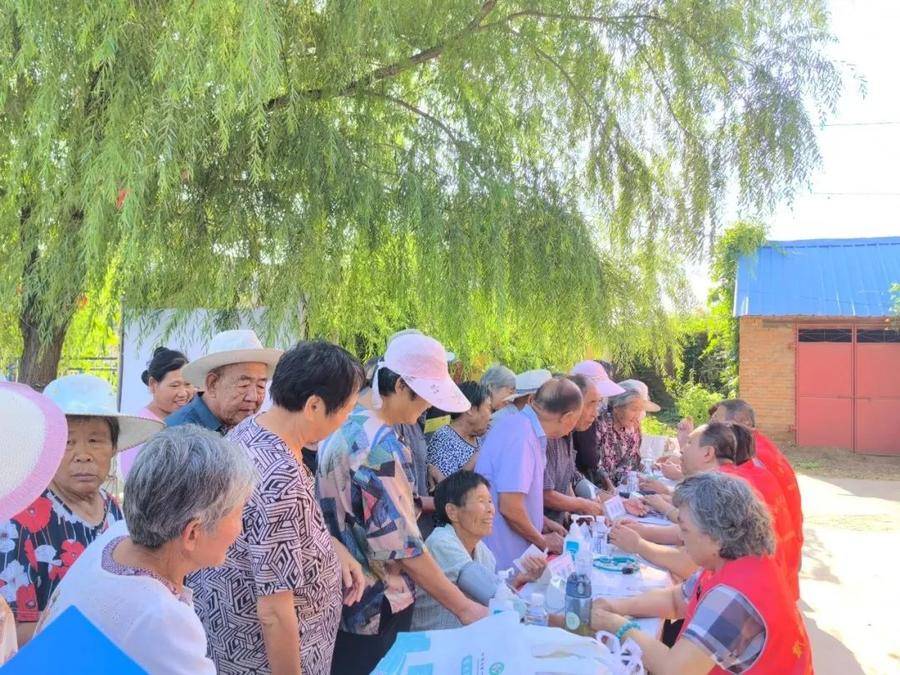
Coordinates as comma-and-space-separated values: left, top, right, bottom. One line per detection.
615, 619, 641, 642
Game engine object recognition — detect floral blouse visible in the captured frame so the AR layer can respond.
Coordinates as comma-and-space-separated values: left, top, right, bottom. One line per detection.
574, 408, 643, 488
0, 488, 122, 622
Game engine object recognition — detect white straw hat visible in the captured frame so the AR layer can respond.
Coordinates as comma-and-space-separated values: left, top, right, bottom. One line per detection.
614, 379, 661, 412
513, 369, 553, 398
43, 374, 164, 451
181, 330, 283, 388
0, 383, 68, 518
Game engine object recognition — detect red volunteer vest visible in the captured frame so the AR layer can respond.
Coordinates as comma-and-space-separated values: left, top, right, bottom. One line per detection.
719, 462, 800, 600
753, 431, 804, 540
680, 556, 813, 674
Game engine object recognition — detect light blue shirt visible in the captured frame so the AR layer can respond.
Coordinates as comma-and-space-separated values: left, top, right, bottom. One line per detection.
474, 405, 547, 570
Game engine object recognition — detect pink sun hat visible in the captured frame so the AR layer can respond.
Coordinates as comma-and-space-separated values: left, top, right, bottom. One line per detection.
371, 332, 470, 413
570, 360, 626, 397
0, 382, 68, 519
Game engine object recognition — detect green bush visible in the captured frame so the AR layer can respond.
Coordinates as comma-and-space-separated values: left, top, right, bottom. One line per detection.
641, 415, 675, 436
672, 381, 724, 425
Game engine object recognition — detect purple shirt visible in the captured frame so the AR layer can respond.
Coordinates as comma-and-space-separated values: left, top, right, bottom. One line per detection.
474, 405, 547, 570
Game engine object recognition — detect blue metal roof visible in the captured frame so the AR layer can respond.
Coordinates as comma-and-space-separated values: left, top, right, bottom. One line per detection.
734, 236, 900, 317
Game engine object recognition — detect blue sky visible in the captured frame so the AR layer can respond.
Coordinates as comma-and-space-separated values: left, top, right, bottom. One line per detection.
689, 0, 900, 300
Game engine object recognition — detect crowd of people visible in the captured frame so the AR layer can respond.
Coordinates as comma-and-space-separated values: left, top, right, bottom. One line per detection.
0, 327, 811, 674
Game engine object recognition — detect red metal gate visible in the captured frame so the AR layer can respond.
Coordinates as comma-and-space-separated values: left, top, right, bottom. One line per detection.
796, 325, 900, 454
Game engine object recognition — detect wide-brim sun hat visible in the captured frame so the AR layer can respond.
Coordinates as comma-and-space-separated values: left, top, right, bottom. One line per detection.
569, 360, 626, 397
615, 379, 661, 412
0, 383, 68, 518
182, 329, 283, 388
43, 374, 164, 451
372, 332, 469, 413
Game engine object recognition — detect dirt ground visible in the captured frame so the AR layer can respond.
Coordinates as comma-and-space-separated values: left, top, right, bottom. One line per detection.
784, 445, 900, 481
796, 472, 900, 674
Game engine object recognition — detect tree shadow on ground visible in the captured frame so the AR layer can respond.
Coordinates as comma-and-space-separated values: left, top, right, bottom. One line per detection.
809, 476, 900, 503
800, 528, 840, 585
800, 608, 866, 675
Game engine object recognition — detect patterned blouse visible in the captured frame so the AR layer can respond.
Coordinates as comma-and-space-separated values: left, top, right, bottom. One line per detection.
190, 416, 342, 675
317, 405, 425, 636
0, 488, 122, 622
426, 424, 480, 478
573, 408, 642, 488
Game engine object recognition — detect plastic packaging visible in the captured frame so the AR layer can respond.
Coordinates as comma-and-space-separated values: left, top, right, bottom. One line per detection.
591, 519, 610, 557
524, 592, 549, 627
488, 570, 517, 615
564, 521, 586, 561
564, 548, 593, 636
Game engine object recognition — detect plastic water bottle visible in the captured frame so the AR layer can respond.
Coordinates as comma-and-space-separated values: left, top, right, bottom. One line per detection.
488, 570, 517, 615
592, 519, 609, 557
564, 548, 593, 636
564, 521, 585, 561
524, 592, 549, 627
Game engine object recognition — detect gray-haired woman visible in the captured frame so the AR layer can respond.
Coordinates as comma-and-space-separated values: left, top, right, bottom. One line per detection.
479, 364, 516, 414
35, 425, 256, 675
588, 472, 811, 674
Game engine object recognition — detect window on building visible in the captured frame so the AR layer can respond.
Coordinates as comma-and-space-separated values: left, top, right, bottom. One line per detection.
797, 328, 852, 342
857, 328, 900, 343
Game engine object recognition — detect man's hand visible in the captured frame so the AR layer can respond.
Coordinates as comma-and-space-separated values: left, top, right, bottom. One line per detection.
542, 532, 565, 554
332, 537, 366, 605
638, 477, 672, 495
624, 496, 649, 517
578, 498, 605, 517
543, 518, 567, 536
609, 523, 643, 554
659, 460, 684, 482
676, 416, 694, 449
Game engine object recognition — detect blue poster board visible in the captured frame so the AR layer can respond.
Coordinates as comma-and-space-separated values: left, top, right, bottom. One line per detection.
2, 607, 144, 673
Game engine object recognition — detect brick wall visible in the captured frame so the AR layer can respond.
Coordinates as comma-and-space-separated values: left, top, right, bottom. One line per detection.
738, 317, 795, 445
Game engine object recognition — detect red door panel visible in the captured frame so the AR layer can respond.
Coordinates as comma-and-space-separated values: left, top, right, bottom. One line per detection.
797, 398, 853, 448
855, 399, 900, 455
797, 343, 853, 398
855, 344, 900, 398
797, 341, 853, 449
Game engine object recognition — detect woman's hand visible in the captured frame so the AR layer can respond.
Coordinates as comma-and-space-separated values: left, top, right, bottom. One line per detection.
624, 496, 649, 517
331, 537, 366, 605
458, 599, 490, 625
518, 554, 548, 583
644, 493, 672, 515
591, 603, 628, 633
676, 417, 694, 449
609, 523, 643, 555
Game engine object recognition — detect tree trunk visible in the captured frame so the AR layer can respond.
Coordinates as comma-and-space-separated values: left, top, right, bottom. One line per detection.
18, 313, 70, 391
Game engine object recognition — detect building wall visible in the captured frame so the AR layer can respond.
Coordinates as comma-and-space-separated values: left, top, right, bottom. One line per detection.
738, 316, 795, 445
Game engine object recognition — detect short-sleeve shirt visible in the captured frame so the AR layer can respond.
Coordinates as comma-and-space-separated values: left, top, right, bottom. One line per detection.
0, 488, 122, 622
190, 416, 341, 674
543, 434, 579, 524
474, 406, 546, 570
411, 525, 497, 631
316, 405, 425, 636
680, 570, 766, 672
427, 424, 480, 478
394, 421, 428, 497
164, 394, 227, 434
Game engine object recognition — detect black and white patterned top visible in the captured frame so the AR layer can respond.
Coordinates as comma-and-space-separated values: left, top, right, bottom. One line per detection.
426, 424, 481, 478
189, 416, 342, 675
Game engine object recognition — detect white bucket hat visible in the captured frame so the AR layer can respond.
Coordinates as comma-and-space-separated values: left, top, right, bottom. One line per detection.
43, 374, 164, 451
569, 360, 626, 397
0, 383, 68, 518
372, 333, 469, 412
614, 379, 661, 412
513, 369, 553, 398
182, 329, 283, 388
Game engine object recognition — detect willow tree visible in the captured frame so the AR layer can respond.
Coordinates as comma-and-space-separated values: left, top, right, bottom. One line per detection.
1, 1, 839, 385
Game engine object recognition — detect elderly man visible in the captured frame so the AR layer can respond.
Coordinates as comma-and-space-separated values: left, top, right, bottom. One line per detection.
166, 329, 281, 434
475, 376, 584, 569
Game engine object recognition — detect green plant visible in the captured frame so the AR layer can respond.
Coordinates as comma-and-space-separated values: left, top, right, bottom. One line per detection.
641, 415, 675, 437
671, 381, 724, 425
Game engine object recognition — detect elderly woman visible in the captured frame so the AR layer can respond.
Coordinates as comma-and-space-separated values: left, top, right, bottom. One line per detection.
574, 379, 659, 489
119, 346, 191, 478
0, 374, 161, 645
191, 340, 367, 674
591, 472, 811, 674
479, 364, 517, 414
412, 471, 546, 630
35, 425, 254, 673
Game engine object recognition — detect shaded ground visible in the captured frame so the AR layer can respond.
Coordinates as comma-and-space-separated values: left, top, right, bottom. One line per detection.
784, 445, 900, 481
797, 474, 900, 674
